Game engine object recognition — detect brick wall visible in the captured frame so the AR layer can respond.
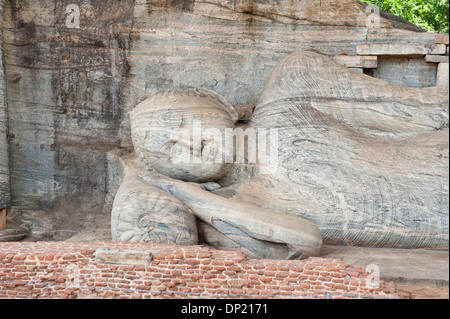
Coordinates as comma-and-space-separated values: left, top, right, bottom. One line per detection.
0, 242, 410, 299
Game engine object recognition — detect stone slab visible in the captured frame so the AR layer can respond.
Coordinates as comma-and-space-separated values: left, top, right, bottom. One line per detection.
436, 63, 449, 87
94, 248, 153, 266
319, 245, 449, 287
0, 221, 29, 242
435, 34, 450, 45
425, 55, 450, 63
333, 55, 378, 68
357, 44, 447, 56
0, 0, 10, 210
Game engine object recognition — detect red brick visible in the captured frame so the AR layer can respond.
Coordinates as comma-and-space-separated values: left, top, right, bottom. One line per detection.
230, 288, 245, 295
213, 266, 226, 271
190, 274, 203, 281
171, 279, 185, 284
291, 266, 304, 273
211, 288, 229, 295
152, 253, 166, 260
200, 265, 213, 270
171, 269, 182, 276
332, 278, 344, 284
205, 283, 220, 289
348, 272, 360, 278
198, 252, 213, 259
280, 285, 295, 291
227, 279, 240, 286
184, 252, 197, 258
212, 279, 227, 285
223, 270, 236, 276
118, 265, 134, 271
62, 254, 77, 261
319, 276, 332, 282
191, 288, 204, 293
333, 284, 347, 290
13, 255, 28, 261
259, 277, 272, 283
179, 287, 191, 293
312, 284, 326, 290
303, 270, 319, 276
156, 285, 167, 291
0, 242, 405, 299
163, 282, 176, 288
299, 284, 311, 289
242, 289, 258, 296
304, 263, 323, 270
275, 271, 289, 278
285, 278, 300, 283
185, 259, 200, 266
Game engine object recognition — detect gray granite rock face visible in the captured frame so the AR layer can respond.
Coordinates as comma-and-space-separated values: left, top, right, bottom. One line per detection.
0, 0, 10, 209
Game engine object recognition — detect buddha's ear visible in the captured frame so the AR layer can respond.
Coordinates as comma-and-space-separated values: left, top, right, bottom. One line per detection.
194, 87, 239, 124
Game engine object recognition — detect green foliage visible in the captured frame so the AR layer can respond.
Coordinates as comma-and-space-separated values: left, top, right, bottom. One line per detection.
361, 0, 449, 33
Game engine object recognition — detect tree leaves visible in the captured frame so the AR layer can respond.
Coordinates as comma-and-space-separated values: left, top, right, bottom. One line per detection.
361, 0, 449, 33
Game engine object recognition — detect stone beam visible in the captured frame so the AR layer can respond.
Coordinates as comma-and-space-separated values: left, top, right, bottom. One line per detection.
435, 34, 450, 45
425, 55, 450, 63
94, 248, 153, 266
333, 55, 378, 68
357, 44, 447, 56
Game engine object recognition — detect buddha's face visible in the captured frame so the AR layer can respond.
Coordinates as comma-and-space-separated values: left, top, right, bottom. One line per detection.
130, 91, 236, 182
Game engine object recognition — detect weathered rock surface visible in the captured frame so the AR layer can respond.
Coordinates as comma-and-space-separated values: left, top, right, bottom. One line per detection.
0, 221, 29, 242
0, 0, 10, 209
217, 51, 448, 248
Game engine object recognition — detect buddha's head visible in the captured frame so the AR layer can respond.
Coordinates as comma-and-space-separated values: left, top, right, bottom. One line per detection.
130, 88, 238, 183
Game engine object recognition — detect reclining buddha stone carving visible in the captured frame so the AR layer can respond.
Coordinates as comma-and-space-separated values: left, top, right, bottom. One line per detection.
111, 51, 449, 259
